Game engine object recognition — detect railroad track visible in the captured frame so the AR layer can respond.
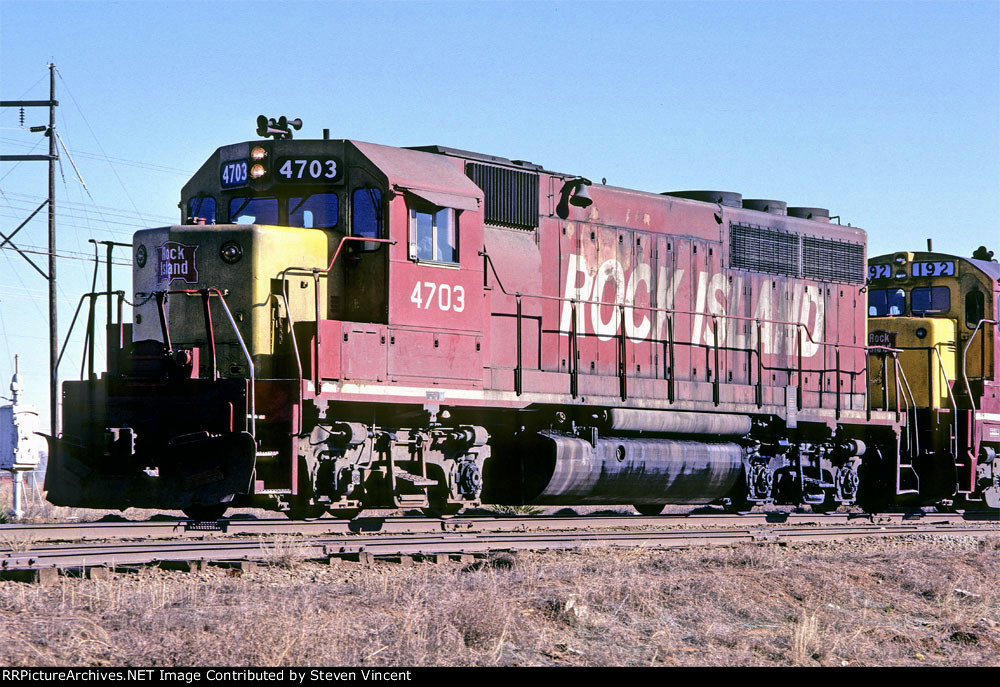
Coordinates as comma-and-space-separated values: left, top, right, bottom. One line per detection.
1, 512, 998, 581
2, 510, 997, 542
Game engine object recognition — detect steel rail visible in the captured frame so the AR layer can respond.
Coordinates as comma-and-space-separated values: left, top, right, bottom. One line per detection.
2, 511, 998, 543
2, 520, 998, 572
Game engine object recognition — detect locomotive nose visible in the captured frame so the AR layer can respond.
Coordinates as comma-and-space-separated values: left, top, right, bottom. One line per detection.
132, 223, 328, 380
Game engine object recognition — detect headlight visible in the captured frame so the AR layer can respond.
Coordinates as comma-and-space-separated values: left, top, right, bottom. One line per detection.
250, 163, 267, 179
136, 244, 147, 268
915, 327, 927, 339
250, 146, 267, 161
220, 241, 243, 264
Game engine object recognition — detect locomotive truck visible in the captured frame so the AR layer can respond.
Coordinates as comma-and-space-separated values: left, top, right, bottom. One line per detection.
44, 122, 998, 518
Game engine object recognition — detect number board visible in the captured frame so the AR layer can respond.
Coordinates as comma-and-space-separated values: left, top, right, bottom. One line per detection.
275, 157, 342, 183
867, 264, 891, 280
911, 261, 955, 277
220, 160, 250, 189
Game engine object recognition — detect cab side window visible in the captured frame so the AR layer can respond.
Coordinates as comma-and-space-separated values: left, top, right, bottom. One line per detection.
408, 203, 458, 265
966, 290, 985, 328
352, 188, 383, 239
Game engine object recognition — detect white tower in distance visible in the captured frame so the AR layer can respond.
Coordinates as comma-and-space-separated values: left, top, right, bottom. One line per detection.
1, 356, 42, 519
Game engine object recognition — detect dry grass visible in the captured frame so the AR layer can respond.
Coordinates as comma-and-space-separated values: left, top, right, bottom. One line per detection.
0, 535, 997, 666
257, 536, 312, 569
2, 479, 998, 666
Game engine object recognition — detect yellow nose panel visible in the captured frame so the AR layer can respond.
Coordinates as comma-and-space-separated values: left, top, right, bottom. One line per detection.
868, 316, 956, 411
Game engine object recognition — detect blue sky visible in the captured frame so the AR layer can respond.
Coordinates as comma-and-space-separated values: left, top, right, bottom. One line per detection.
0, 0, 998, 427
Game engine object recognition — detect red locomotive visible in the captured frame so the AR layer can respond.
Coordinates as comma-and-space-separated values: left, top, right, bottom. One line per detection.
44, 120, 998, 518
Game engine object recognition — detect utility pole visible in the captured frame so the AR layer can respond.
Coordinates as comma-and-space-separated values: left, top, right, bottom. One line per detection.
48, 63, 58, 442
0, 63, 60, 438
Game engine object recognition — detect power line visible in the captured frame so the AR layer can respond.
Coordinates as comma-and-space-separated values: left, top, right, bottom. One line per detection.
0, 204, 165, 233
55, 69, 155, 225
0, 242, 131, 266
0, 136, 193, 176
0, 190, 176, 223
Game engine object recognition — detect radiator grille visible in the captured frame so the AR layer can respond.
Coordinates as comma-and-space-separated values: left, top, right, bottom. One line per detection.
729, 223, 864, 283
466, 162, 538, 230
802, 236, 866, 283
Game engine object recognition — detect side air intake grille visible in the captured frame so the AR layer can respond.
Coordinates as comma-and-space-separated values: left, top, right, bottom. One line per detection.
466, 162, 538, 230
802, 236, 866, 283
729, 223, 864, 283
729, 224, 799, 276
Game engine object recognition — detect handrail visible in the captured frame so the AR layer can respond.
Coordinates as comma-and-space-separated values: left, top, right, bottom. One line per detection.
153, 288, 256, 438
879, 342, 961, 458
962, 318, 997, 411
894, 355, 920, 457
932, 345, 960, 459
479, 249, 870, 354
865, 345, 919, 452
57, 290, 125, 381
278, 235, 396, 434
482, 249, 881, 417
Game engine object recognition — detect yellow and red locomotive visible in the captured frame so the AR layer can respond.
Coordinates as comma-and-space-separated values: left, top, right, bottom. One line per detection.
44, 122, 997, 517
867, 247, 999, 508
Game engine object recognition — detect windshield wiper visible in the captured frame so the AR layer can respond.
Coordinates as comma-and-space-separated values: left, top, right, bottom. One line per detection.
229, 197, 252, 221
288, 195, 309, 217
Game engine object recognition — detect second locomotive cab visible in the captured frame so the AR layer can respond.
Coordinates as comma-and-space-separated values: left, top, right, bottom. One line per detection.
45, 122, 994, 518
867, 247, 1000, 508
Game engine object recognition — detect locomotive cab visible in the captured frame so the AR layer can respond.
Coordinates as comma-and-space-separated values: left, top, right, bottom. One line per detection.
48, 135, 490, 517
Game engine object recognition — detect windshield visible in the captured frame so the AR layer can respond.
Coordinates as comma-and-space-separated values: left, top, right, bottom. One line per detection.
911, 286, 949, 315
230, 196, 278, 225
868, 288, 906, 316
289, 193, 339, 230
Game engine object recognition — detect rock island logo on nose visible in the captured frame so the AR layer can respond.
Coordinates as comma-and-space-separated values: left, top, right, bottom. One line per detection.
158, 241, 199, 284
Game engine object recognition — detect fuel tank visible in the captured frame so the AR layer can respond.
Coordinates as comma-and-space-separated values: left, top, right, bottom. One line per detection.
600, 409, 752, 436
521, 431, 744, 505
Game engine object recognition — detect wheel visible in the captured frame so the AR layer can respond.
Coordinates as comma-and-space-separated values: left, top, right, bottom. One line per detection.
809, 494, 839, 513
422, 503, 462, 518
633, 503, 665, 516
328, 508, 361, 520
722, 498, 754, 514
183, 503, 229, 521
284, 498, 327, 520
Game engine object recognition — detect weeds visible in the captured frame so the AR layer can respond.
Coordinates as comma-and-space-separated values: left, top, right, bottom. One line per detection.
791, 611, 820, 664
0, 532, 36, 553
482, 504, 544, 516
258, 536, 313, 568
